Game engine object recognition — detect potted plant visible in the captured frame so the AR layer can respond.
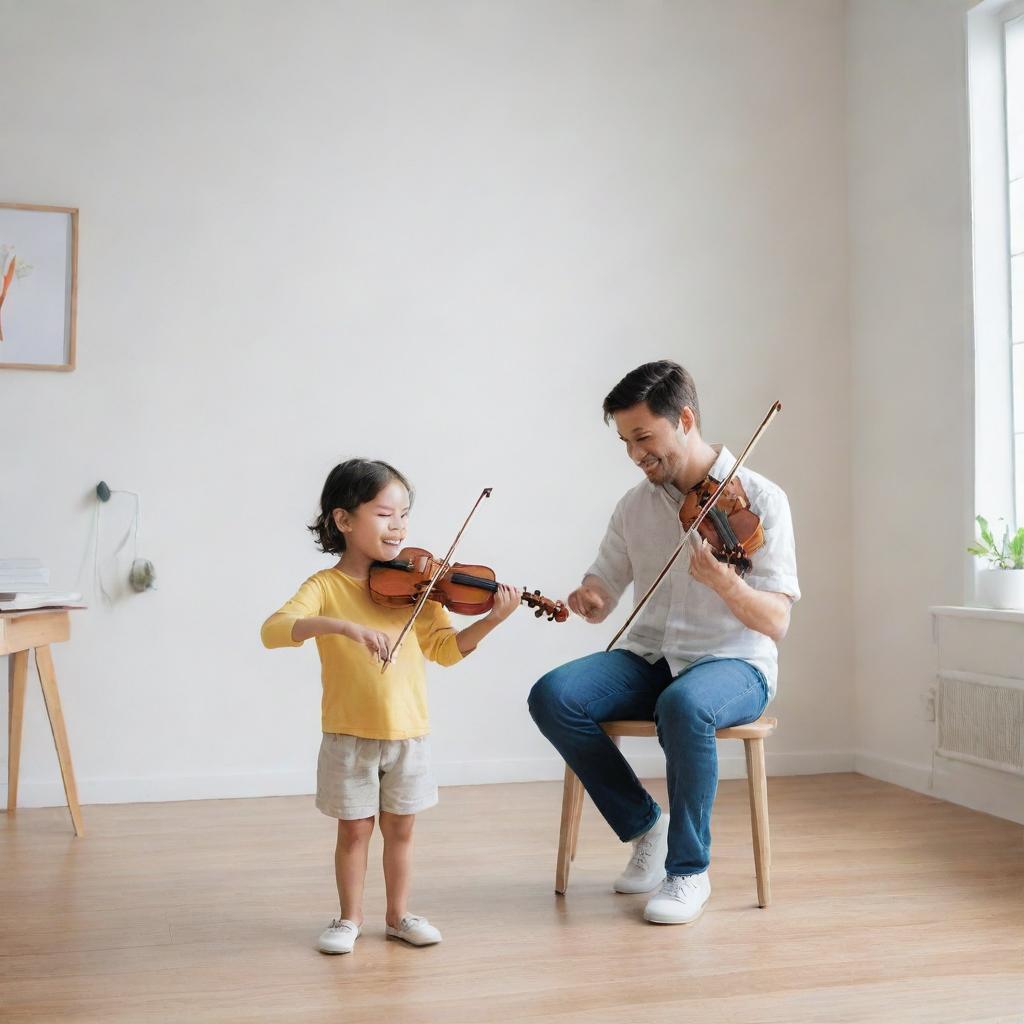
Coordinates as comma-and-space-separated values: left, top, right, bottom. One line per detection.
968, 516, 1024, 610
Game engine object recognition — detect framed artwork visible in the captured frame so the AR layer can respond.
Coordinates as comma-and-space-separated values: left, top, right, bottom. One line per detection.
0, 202, 78, 371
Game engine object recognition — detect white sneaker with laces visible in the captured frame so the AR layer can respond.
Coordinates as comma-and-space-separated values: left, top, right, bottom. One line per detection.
317, 918, 360, 954
385, 914, 442, 946
643, 871, 711, 924
613, 814, 670, 894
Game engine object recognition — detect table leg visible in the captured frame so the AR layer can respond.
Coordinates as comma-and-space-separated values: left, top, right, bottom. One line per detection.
35, 645, 84, 836
7, 650, 29, 813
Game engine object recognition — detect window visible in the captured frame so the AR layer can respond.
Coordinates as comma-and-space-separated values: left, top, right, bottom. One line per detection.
970, 1, 1024, 539
1008, 15, 1024, 522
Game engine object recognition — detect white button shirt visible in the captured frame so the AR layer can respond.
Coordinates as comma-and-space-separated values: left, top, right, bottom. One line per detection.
586, 446, 800, 697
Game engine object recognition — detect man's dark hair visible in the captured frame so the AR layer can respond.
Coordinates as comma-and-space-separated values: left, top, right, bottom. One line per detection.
602, 360, 701, 429
308, 458, 413, 555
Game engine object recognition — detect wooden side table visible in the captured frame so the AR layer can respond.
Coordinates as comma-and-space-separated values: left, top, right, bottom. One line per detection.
2, 608, 84, 835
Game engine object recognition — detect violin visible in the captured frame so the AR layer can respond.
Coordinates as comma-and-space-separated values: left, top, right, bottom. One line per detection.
679, 474, 764, 578
369, 547, 569, 622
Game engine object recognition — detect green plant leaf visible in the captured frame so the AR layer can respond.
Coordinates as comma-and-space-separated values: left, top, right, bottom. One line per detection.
1011, 528, 1024, 569
977, 515, 995, 549
970, 520, 995, 561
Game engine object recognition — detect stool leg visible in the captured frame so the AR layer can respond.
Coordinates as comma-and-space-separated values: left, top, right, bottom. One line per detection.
744, 737, 770, 907
569, 769, 585, 861
35, 645, 84, 837
7, 650, 29, 813
555, 765, 584, 895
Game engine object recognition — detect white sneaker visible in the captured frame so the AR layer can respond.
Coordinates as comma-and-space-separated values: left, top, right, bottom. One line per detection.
385, 914, 442, 946
643, 872, 711, 924
317, 918, 360, 954
613, 814, 669, 894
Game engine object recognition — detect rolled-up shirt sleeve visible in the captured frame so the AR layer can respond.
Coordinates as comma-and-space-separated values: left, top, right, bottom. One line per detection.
745, 489, 800, 602
584, 499, 634, 606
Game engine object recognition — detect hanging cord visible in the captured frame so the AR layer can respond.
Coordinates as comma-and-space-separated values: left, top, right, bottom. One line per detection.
110, 490, 141, 562
95, 497, 114, 605
87, 487, 149, 604
75, 499, 100, 595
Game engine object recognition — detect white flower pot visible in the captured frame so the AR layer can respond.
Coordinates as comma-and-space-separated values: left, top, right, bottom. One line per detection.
975, 568, 1024, 610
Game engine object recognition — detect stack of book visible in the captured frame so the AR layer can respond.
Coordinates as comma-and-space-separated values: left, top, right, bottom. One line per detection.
0, 558, 83, 611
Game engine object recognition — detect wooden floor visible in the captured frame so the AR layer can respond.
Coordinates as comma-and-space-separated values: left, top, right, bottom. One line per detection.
1, 773, 1022, 1024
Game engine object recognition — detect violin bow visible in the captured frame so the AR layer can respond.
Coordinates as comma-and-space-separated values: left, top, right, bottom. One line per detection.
381, 487, 493, 672
605, 400, 782, 653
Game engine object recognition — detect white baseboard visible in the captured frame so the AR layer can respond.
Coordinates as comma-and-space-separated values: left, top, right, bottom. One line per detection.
10, 751, 1018, 826
852, 750, 934, 794
930, 756, 1024, 825
436, 748, 853, 787
854, 749, 1024, 826
0, 770, 317, 809
613, 749, 854, 784
0, 750, 854, 809
2, 749, 856, 811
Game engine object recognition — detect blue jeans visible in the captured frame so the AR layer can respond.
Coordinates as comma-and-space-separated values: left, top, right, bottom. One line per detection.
528, 650, 768, 876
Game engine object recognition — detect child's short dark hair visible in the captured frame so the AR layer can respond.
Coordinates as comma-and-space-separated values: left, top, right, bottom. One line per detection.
602, 360, 701, 430
308, 459, 413, 555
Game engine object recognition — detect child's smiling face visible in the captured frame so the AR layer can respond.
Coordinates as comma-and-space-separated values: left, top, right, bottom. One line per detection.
333, 479, 410, 564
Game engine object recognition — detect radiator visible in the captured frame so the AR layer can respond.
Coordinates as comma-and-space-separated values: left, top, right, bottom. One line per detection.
937, 671, 1024, 776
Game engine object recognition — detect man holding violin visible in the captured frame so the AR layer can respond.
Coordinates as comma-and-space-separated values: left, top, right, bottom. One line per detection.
529, 360, 799, 925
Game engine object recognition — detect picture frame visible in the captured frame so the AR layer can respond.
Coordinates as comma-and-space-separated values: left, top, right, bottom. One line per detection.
0, 202, 79, 372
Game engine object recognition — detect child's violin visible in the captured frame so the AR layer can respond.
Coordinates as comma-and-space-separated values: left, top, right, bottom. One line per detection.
369, 547, 569, 622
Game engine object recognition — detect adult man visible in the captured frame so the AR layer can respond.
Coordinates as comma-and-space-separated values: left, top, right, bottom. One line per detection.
529, 360, 799, 924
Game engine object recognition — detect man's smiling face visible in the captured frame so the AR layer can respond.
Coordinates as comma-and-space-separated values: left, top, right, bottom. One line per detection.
612, 402, 695, 486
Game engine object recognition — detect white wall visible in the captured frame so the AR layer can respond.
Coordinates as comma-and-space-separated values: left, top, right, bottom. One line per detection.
846, 0, 978, 786
0, 0, 853, 808
846, 0, 1024, 825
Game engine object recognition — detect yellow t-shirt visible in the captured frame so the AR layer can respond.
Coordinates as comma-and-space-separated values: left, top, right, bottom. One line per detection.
261, 568, 465, 739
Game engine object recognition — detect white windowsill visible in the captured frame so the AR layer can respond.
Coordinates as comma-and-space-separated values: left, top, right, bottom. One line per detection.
930, 604, 1024, 624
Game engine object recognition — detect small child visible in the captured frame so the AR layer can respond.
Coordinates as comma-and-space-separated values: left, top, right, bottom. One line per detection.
261, 458, 519, 954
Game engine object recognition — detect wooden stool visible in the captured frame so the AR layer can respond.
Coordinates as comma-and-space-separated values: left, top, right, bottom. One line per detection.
3, 608, 84, 836
555, 715, 776, 905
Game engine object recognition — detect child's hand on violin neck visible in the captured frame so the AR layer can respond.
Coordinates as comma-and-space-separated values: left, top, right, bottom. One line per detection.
341, 621, 393, 663
486, 583, 522, 623
567, 582, 610, 624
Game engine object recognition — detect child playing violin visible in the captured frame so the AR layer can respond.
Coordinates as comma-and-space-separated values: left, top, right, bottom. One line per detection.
261, 458, 520, 953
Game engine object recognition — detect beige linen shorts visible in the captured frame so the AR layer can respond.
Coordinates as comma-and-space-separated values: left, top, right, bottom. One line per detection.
316, 733, 437, 819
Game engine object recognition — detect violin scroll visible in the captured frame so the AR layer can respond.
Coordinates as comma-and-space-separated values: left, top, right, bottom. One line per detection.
522, 587, 569, 623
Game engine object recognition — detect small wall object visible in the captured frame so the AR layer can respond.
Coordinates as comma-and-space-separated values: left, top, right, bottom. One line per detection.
95, 482, 157, 595
128, 559, 157, 592
0, 202, 78, 371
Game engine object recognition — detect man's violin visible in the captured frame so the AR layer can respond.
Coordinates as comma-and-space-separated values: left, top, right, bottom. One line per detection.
679, 475, 764, 578
370, 547, 568, 622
